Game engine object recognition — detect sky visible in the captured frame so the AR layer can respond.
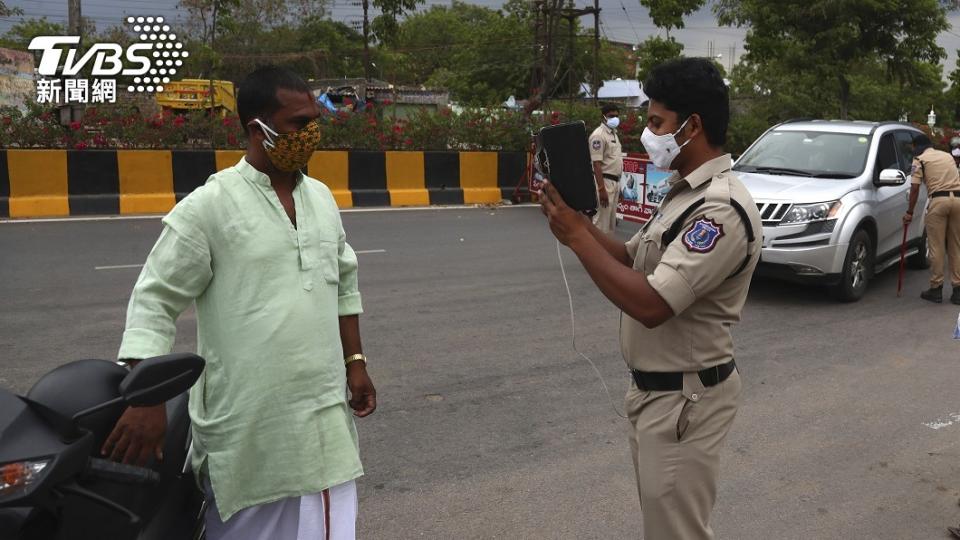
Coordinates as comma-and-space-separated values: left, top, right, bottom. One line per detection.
5, 0, 960, 78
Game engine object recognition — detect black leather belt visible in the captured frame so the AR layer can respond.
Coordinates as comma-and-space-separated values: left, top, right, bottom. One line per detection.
931, 190, 960, 198
631, 359, 737, 392
602, 173, 620, 181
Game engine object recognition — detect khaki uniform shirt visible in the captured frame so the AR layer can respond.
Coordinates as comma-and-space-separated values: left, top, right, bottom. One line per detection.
589, 123, 624, 177
912, 147, 960, 193
622, 154, 762, 372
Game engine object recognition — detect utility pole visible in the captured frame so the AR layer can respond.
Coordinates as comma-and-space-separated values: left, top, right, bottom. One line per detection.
592, 0, 599, 104
556, 4, 598, 102
209, 1, 219, 147
530, 0, 544, 96
68, 0, 81, 40
527, 0, 598, 113
362, 0, 371, 80
566, 0, 575, 103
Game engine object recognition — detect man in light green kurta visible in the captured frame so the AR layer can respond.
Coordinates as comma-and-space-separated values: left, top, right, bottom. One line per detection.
102, 66, 377, 537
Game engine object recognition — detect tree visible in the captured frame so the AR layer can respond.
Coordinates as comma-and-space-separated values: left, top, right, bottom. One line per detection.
639, 0, 704, 36
0, 18, 67, 50
382, 1, 629, 106
371, 0, 423, 45
0, 1, 22, 18
635, 35, 682, 82
384, 3, 533, 105
715, 0, 949, 119
945, 53, 960, 124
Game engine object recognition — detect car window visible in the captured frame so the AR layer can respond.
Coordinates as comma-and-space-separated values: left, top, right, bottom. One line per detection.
875, 133, 898, 181
893, 130, 915, 173
734, 130, 870, 178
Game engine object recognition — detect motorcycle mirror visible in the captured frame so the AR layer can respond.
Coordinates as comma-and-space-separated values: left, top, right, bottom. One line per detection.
119, 354, 205, 407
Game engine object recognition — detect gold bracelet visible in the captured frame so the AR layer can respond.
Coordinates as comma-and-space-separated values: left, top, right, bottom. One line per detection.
344, 353, 366, 366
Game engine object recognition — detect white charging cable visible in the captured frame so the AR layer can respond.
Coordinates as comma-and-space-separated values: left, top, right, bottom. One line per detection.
555, 239, 628, 419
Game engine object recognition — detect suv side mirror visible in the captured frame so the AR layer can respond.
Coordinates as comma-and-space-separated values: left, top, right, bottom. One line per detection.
877, 168, 907, 186
119, 353, 205, 407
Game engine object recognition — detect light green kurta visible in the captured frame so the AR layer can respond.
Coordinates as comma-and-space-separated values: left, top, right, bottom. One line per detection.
118, 157, 364, 521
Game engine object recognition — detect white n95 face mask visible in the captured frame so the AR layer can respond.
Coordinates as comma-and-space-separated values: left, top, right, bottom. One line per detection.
640, 117, 691, 170
605, 116, 620, 130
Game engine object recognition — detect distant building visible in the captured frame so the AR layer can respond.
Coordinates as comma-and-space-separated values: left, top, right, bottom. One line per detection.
579, 79, 648, 108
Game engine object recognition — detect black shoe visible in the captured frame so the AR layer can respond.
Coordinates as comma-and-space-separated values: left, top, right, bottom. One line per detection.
949, 525, 960, 539
952, 287, 960, 305
921, 286, 943, 303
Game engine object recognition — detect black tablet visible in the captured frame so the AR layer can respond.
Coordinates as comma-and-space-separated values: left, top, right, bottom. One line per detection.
536, 121, 598, 215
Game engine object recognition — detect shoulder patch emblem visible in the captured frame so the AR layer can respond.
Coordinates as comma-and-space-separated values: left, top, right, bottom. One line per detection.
682, 217, 725, 253
592, 139, 602, 150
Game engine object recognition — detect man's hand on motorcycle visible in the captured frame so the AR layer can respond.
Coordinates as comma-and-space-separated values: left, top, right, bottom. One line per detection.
347, 362, 377, 417
102, 404, 167, 465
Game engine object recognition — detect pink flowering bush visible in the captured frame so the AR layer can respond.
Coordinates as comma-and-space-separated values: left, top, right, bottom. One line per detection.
0, 101, 646, 152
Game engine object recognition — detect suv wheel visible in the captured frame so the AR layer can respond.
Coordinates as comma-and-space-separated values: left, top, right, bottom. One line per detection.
907, 230, 930, 270
833, 229, 874, 302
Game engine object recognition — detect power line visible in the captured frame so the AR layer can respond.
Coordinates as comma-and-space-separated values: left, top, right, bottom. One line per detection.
618, 0, 640, 44
217, 36, 539, 60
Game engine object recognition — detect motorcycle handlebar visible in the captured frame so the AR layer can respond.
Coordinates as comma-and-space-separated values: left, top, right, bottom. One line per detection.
86, 458, 161, 485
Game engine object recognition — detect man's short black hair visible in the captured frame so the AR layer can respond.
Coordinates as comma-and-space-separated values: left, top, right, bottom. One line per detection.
237, 65, 313, 133
601, 104, 619, 116
913, 133, 933, 153
644, 58, 729, 146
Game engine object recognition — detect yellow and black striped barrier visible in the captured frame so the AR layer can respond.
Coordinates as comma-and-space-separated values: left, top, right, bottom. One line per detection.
0, 149, 530, 218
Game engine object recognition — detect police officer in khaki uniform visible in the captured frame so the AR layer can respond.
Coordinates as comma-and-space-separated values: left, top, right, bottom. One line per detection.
589, 104, 624, 234
903, 133, 960, 305
540, 58, 760, 540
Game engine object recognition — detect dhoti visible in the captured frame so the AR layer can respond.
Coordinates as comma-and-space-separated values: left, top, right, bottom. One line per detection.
204, 479, 358, 540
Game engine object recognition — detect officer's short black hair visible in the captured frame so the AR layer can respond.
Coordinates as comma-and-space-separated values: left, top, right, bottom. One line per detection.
644, 58, 729, 146
913, 133, 933, 153
237, 65, 312, 133
601, 104, 619, 116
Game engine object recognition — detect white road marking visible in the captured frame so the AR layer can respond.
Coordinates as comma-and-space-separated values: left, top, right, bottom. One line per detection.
95, 264, 144, 271
1, 204, 539, 224
923, 412, 960, 430
355, 249, 386, 254
1, 215, 164, 224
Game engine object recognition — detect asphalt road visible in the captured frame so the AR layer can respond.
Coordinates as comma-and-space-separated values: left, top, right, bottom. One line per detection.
3, 206, 960, 539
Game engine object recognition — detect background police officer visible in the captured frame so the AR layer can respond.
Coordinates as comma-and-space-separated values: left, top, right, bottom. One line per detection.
540, 58, 761, 540
590, 104, 624, 234
904, 133, 960, 305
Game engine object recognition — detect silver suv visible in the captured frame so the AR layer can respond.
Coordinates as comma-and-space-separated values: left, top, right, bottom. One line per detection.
735, 120, 929, 301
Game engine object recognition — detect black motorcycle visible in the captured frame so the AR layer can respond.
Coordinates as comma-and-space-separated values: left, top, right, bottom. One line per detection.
0, 353, 206, 540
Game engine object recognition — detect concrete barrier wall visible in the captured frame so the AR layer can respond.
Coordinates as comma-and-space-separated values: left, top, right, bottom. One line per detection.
0, 149, 530, 218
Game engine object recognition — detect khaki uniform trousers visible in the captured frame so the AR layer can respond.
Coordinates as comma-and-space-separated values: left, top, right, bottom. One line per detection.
626, 369, 742, 540
925, 194, 960, 287
593, 178, 620, 234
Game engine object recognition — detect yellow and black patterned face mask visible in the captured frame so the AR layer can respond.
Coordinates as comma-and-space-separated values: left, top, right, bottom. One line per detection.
253, 118, 321, 173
